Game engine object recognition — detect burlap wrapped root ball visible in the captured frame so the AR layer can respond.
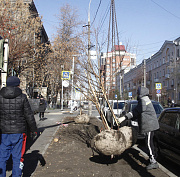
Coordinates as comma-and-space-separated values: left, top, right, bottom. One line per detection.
74, 114, 90, 124
92, 126, 137, 156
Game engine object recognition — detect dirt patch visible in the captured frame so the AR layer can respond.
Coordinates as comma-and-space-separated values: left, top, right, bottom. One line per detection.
33, 116, 169, 177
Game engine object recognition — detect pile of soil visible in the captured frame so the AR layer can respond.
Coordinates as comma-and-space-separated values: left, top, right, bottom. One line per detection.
33, 116, 168, 177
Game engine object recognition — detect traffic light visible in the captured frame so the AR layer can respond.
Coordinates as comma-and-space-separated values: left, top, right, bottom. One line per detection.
0, 39, 4, 69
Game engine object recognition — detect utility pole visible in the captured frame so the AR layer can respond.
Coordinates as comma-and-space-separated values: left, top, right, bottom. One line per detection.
1, 39, 9, 88
88, 0, 92, 116
144, 58, 146, 87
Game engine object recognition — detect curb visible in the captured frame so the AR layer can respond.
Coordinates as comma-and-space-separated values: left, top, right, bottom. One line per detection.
132, 144, 178, 177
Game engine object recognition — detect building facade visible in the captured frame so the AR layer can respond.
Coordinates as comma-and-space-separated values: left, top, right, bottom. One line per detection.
124, 37, 180, 105
100, 44, 136, 99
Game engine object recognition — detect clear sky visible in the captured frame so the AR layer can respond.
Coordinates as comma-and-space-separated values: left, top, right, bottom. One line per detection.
34, 0, 180, 64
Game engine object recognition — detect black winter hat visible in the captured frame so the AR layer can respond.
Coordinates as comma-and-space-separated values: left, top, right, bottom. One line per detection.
6, 76, 20, 87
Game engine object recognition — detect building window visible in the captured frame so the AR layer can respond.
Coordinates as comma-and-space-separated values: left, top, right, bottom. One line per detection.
157, 72, 159, 78
154, 73, 156, 79
177, 49, 180, 57
157, 61, 158, 67
172, 79, 174, 85
163, 69, 165, 76
163, 81, 165, 87
163, 57, 165, 64
167, 80, 169, 88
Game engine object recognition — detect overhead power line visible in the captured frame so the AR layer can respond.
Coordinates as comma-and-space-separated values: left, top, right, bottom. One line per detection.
150, 0, 180, 21
91, 0, 102, 27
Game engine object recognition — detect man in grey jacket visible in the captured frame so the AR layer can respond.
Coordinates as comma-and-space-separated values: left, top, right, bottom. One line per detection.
119, 86, 159, 170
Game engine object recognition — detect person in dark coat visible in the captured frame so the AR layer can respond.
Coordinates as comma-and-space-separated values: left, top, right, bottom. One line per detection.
0, 76, 37, 177
39, 96, 46, 121
118, 86, 159, 170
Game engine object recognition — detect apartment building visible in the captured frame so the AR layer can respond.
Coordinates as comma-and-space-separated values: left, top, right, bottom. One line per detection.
124, 37, 180, 105
100, 44, 136, 98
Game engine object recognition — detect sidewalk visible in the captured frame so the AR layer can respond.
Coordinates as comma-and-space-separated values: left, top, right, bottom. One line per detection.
32, 110, 172, 177
6, 109, 177, 177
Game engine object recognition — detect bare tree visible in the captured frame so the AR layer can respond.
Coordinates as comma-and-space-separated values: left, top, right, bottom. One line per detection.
0, 0, 50, 88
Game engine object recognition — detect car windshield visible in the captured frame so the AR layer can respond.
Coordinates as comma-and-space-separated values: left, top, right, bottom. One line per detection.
113, 102, 125, 109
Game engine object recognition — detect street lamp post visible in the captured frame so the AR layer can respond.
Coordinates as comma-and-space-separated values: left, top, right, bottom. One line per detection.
70, 56, 75, 113
61, 65, 64, 110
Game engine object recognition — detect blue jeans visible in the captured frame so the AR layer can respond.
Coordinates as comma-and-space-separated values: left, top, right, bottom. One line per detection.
0, 133, 27, 177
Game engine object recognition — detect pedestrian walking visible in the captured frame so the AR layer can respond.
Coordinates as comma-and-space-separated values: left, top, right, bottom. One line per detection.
167, 97, 172, 107
0, 76, 37, 177
39, 96, 46, 121
118, 86, 159, 170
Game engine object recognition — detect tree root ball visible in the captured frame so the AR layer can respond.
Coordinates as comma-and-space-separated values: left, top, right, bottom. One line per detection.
91, 126, 137, 156
74, 114, 90, 124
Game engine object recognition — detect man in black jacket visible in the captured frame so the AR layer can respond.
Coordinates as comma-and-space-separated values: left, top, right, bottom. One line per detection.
119, 86, 159, 170
0, 76, 37, 177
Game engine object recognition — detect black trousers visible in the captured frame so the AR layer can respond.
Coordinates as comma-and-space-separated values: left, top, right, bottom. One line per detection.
39, 112, 44, 119
145, 131, 157, 164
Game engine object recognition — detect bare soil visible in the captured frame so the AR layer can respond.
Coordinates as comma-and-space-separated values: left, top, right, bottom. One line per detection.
33, 116, 169, 177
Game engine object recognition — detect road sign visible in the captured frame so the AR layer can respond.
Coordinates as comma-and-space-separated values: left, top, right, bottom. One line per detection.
115, 94, 117, 99
62, 71, 71, 80
128, 92, 132, 97
156, 89, 161, 94
155, 83, 162, 89
62, 80, 69, 87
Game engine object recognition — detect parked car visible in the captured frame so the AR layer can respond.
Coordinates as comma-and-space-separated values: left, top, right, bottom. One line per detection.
82, 101, 89, 110
68, 100, 79, 110
104, 100, 126, 127
154, 108, 180, 165
122, 100, 164, 139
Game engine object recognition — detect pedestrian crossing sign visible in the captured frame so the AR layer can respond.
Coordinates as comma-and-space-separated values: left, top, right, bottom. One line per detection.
155, 83, 162, 89
62, 71, 71, 80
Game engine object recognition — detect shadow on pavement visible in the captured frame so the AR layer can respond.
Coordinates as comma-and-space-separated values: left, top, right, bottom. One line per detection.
22, 150, 46, 177
89, 155, 119, 165
123, 148, 155, 177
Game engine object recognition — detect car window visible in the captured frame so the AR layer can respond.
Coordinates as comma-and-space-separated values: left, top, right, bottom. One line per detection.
153, 103, 164, 114
113, 102, 125, 109
130, 103, 138, 112
175, 114, 180, 130
160, 112, 177, 128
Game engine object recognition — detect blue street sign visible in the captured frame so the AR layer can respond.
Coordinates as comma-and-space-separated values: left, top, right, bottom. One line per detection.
115, 94, 117, 99
157, 89, 161, 94
155, 83, 162, 89
62, 71, 70, 80
129, 92, 132, 97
